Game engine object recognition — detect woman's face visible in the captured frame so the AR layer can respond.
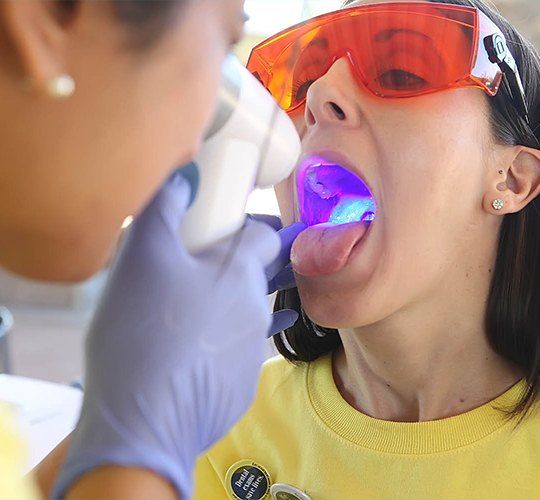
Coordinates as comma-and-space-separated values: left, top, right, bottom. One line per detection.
0, 0, 245, 281
275, 0, 505, 328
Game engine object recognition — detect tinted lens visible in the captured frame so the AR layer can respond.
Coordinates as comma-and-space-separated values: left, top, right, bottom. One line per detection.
349, 6, 476, 98
248, 26, 333, 111
248, 3, 486, 111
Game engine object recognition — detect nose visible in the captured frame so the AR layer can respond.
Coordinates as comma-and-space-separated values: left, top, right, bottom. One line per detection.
304, 58, 363, 130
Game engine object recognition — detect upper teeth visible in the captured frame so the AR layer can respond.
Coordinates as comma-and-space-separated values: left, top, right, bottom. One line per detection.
306, 169, 334, 199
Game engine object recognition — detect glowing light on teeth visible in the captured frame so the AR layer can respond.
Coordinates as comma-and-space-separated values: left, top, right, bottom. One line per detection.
297, 157, 377, 227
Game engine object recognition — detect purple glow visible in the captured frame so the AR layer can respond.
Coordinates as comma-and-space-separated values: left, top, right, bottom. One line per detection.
297, 156, 377, 227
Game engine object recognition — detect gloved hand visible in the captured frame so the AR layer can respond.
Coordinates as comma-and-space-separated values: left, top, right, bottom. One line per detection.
250, 214, 305, 336
53, 173, 303, 498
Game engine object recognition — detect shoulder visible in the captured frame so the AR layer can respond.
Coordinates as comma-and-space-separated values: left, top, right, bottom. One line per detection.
258, 355, 305, 392
232, 354, 311, 422
205, 354, 327, 450
194, 356, 311, 498
260, 353, 296, 376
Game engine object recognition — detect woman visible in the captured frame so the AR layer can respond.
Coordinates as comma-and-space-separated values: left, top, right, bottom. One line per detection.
0, 1, 301, 498
194, 0, 540, 498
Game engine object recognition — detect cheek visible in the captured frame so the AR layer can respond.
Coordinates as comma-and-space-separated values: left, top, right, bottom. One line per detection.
116, 18, 229, 212
150, 3, 231, 154
371, 140, 484, 286
275, 108, 307, 224
167, 37, 227, 154
274, 175, 296, 225
290, 107, 307, 136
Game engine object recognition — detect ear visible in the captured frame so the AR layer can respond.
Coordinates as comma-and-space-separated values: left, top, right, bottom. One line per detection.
483, 146, 540, 215
0, 0, 74, 94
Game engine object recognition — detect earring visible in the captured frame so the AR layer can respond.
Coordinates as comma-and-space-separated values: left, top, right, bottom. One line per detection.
46, 74, 76, 99
492, 199, 505, 211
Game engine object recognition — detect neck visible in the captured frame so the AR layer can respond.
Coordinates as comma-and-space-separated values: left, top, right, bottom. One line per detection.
333, 272, 523, 423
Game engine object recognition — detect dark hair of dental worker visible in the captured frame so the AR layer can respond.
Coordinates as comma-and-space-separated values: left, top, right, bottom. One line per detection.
277, 0, 540, 420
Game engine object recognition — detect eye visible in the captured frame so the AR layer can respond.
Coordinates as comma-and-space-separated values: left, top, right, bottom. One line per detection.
291, 79, 315, 104
377, 69, 427, 91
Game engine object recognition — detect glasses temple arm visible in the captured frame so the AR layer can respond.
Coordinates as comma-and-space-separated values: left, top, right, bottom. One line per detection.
484, 34, 530, 124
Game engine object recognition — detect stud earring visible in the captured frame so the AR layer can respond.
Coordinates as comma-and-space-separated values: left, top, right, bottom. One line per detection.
492, 199, 505, 211
46, 74, 76, 99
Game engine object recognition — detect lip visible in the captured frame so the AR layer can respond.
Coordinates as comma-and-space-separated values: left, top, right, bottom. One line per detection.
295, 148, 377, 224
350, 217, 374, 257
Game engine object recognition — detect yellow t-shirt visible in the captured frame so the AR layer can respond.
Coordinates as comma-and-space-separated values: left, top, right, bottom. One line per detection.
0, 404, 39, 500
194, 355, 540, 500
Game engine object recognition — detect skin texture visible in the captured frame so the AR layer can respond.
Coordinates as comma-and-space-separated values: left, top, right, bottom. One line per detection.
0, 0, 245, 497
0, 0, 245, 282
274, 0, 540, 422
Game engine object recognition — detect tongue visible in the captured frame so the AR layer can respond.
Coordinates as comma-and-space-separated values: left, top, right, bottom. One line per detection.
291, 222, 369, 276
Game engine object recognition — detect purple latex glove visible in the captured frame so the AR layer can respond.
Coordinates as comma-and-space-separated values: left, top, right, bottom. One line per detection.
248, 214, 305, 336
53, 174, 301, 498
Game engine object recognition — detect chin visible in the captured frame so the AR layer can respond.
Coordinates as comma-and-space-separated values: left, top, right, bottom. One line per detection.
298, 284, 363, 329
4, 238, 112, 284
48, 260, 104, 283
296, 272, 392, 329
7, 254, 104, 284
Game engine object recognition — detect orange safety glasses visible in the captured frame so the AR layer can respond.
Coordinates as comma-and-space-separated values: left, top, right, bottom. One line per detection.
247, 2, 529, 122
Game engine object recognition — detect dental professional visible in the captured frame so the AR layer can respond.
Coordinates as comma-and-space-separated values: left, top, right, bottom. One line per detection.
0, 0, 303, 498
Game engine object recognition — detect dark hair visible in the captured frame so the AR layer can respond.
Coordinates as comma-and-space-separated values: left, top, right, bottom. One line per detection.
58, 0, 188, 47
275, 0, 540, 419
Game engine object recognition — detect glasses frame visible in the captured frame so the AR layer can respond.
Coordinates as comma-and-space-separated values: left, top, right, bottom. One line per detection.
247, 2, 529, 123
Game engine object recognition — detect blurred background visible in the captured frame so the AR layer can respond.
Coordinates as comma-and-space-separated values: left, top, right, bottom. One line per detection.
1, 0, 538, 385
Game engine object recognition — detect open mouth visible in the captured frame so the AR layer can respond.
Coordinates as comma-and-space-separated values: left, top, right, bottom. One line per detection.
291, 154, 377, 276
296, 155, 377, 227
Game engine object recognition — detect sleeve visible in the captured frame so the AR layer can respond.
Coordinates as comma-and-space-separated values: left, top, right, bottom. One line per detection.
193, 454, 229, 499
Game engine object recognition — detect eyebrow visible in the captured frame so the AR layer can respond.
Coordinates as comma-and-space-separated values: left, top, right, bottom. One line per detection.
375, 28, 446, 70
306, 37, 330, 49
374, 29, 432, 43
